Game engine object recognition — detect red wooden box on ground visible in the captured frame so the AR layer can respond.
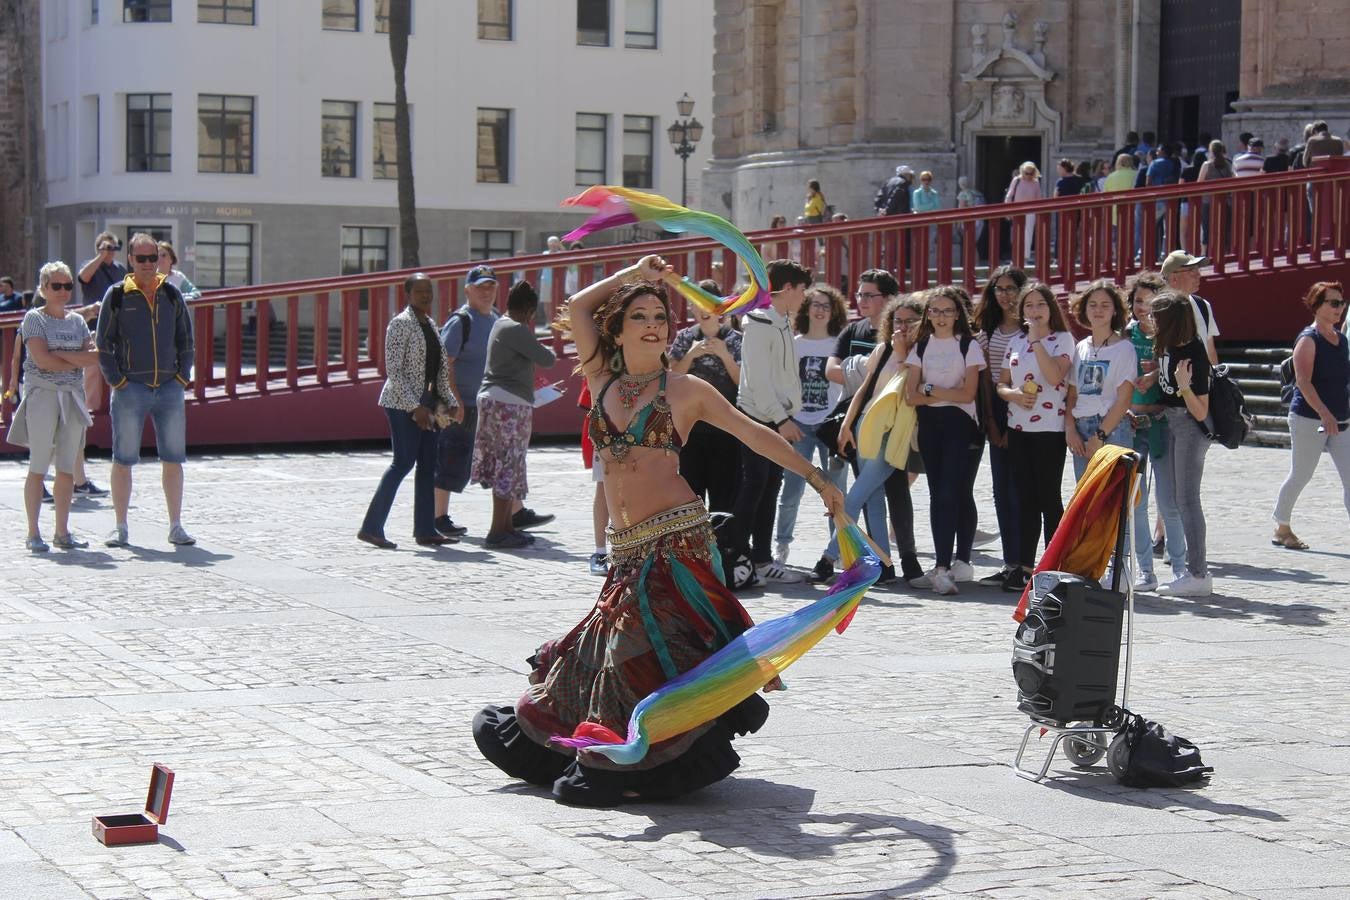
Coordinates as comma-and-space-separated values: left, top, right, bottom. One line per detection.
92, 764, 174, 847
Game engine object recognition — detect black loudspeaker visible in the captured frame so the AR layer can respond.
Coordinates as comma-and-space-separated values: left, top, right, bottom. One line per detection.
1012, 572, 1125, 725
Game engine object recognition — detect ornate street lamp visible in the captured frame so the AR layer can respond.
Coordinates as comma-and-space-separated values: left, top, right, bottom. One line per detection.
667, 93, 703, 207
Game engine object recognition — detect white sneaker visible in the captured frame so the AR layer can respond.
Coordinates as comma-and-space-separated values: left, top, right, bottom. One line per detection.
908, 567, 936, 589
755, 561, 804, 584
773, 542, 790, 567
949, 559, 976, 582
972, 529, 999, 548
1157, 573, 1212, 597
932, 569, 960, 595
1134, 572, 1159, 592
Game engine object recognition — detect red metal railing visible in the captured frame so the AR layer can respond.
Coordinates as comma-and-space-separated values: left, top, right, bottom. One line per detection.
3, 159, 1348, 437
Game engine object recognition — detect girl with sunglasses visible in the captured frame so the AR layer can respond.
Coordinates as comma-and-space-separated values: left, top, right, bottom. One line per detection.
1271, 281, 1349, 550
904, 287, 986, 595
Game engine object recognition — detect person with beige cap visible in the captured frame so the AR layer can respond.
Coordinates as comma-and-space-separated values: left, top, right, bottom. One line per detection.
1161, 250, 1220, 365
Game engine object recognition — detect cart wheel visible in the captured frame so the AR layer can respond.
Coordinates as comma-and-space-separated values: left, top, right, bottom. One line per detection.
1063, 727, 1107, 768
1107, 733, 1130, 778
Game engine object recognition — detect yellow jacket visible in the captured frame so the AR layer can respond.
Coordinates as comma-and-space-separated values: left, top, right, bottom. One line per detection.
858, 370, 916, 469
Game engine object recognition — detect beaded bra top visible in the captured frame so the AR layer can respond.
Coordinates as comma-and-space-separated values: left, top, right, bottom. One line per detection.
588, 372, 684, 461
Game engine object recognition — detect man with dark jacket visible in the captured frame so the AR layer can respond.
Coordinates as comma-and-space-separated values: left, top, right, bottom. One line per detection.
95, 232, 195, 548
874, 166, 914, 216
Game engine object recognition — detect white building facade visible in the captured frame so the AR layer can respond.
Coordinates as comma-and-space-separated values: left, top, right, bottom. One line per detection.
40, 0, 714, 288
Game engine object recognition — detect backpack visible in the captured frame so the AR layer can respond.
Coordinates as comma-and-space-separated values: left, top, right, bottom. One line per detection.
1114, 710, 1214, 788
876, 177, 908, 215
1198, 363, 1254, 449
1278, 354, 1296, 405
439, 309, 472, 348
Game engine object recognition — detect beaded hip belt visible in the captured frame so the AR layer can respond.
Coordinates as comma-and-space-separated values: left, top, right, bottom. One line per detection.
606, 500, 711, 567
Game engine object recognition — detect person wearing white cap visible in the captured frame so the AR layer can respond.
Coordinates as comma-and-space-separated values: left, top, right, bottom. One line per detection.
874, 166, 913, 217
1161, 250, 1220, 365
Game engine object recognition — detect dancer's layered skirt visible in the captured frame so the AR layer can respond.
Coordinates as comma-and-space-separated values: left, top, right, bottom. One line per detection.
474, 501, 769, 804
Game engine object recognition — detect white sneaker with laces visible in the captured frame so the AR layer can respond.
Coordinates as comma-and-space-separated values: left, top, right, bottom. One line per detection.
908, 567, 936, 589
1157, 573, 1213, 597
949, 559, 976, 582
774, 542, 790, 567
932, 569, 959, 595
756, 561, 804, 584
1134, 572, 1159, 592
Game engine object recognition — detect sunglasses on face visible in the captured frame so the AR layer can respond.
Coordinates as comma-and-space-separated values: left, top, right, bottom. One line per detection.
132, 253, 158, 263
1327, 298, 1346, 309
47, 281, 75, 292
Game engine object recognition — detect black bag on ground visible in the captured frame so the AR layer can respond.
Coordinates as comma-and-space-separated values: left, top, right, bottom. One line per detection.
1116, 710, 1214, 788
1197, 364, 1254, 449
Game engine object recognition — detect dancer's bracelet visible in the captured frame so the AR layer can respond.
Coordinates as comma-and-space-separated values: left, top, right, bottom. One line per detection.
805, 466, 831, 494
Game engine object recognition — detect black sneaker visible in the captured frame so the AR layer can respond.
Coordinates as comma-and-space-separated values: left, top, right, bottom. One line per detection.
979, 565, 1015, 586
1002, 568, 1031, 593
41, 486, 53, 504
807, 556, 834, 584
434, 515, 468, 537
512, 508, 555, 530
876, 564, 897, 584
900, 552, 925, 584
1152, 535, 1165, 558
73, 480, 109, 497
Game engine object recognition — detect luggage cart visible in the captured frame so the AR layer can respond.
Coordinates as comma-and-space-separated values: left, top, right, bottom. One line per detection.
1011, 450, 1139, 782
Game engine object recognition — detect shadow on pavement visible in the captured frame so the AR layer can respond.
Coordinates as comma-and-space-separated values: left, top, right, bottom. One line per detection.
1038, 771, 1287, 822
1133, 591, 1334, 626
40, 549, 119, 571
576, 780, 958, 895
127, 545, 235, 568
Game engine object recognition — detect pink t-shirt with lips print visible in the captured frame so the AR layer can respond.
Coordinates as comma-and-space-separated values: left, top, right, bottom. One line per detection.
1003, 331, 1073, 432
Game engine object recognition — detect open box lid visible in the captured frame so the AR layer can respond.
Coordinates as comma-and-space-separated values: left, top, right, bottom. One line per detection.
143, 764, 175, 825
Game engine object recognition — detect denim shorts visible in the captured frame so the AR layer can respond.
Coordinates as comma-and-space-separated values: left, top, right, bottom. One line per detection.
110, 381, 187, 466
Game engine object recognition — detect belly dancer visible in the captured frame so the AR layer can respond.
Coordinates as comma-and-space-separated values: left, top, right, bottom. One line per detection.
474, 255, 845, 806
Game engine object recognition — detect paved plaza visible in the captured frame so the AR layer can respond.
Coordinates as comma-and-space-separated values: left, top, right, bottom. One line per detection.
1, 440, 1348, 899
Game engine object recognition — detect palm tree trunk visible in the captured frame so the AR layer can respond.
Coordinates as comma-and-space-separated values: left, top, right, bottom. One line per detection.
388, 0, 419, 267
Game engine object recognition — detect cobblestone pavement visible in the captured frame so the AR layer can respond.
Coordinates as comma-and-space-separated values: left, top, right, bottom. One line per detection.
2, 441, 1349, 899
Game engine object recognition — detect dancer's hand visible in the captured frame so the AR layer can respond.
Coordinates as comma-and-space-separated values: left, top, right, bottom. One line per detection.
820, 483, 845, 520
630, 254, 675, 283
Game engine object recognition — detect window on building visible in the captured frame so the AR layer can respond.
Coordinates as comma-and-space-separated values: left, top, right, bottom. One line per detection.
80, 95, 99, 176
575, 113, 607, 186
89, 0, 98, 25
577, 0, 609, 46
340, 226, 391, 275
469, 229, 517, 260
373, 0, 397, 33
126, 93, 171, 172
372, 102, 400, 180
622, 114, 654, 188
46, 102, 70, 182
321, 100, 358, 178
476, 107, 510, 183
195, 222, 254, 289
478, 0, 511, 40
197, 94, 254, 174
322, 0, 358, 31
47, 0, 70, 37
123, 0, 171, 22
198, 0, 255, 25
624, 0, 657, 48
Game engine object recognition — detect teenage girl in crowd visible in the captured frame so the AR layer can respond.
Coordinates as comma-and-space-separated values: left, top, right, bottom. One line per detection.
668, 281, 743, 518
775, 284, 848, 567
972, 265, 1027, 586
821, 294, 927, 585
996, 282, 1073, 592
1271, 281, 1349, 549
1152, 290, 1215, 597
1066, 280, 1137, 480
1124, 273, 1186, 590
904, 288, 986, 595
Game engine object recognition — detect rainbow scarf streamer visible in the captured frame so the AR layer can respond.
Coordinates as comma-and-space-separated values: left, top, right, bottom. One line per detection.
561, 185, 772, 316
550, 518, 880, 766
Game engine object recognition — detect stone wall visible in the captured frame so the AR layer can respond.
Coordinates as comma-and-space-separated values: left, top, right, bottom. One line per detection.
0, 0, 42, 288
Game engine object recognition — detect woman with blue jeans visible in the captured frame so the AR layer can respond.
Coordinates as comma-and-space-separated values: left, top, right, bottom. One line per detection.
1125, 274, 1187, 589
359, 273, 461, 549
818, 295, 927, 585
776, 285, 847, 567
904, 289, 986, 596
1066, 279, 1137, 481
1152, 289, 1216, 597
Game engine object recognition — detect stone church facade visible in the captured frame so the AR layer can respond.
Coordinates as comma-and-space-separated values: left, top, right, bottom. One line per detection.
704, 0, 1349, 230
